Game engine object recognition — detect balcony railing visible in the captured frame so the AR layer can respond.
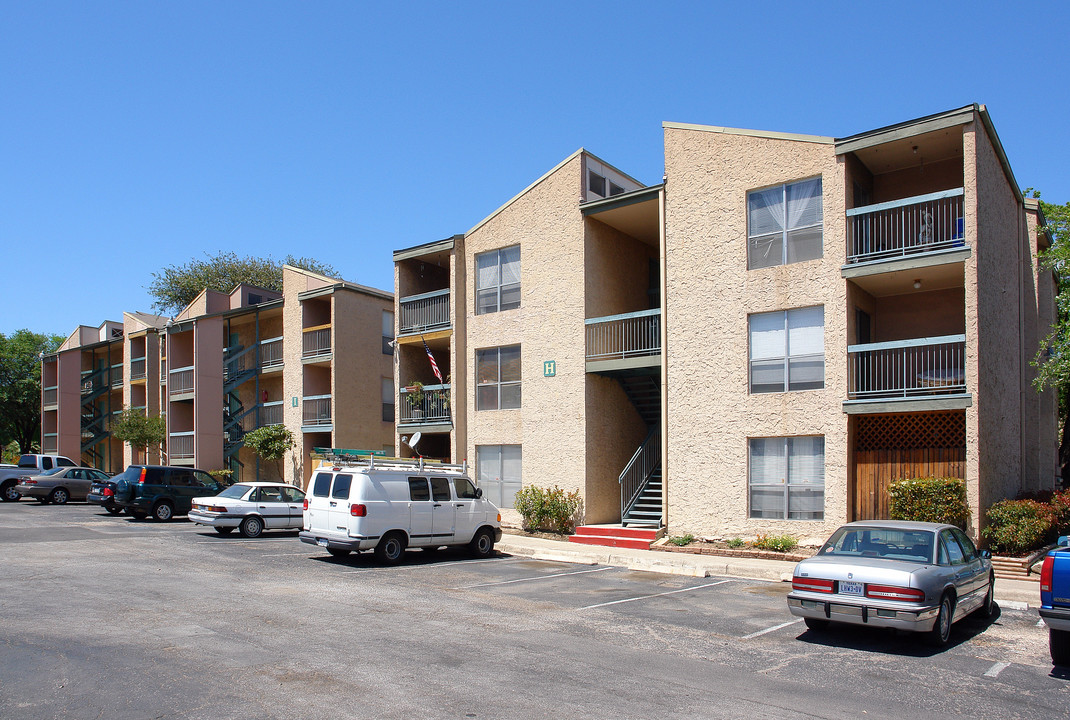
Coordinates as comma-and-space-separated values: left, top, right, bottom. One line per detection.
261, 336, 284, 369
43, 386, 58, 407
398, 384, 451, 424
110, 364, 123, 387
846, 188, 965, 264
585, 309, 661, 362
80, 368, 109, 395
399, 289, 451, 334
160, 359, 167, 384
130, 357, 147, 381
41, 433, 58, 454
847, 334, 966, 400
261, 401, 284, 426
169, 366, 195, 396
303, 395, 332, 426
302, 325, 332, 360
169, 432, 194, 459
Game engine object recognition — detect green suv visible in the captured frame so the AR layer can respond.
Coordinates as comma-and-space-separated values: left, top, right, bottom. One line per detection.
113, 465, 229, 521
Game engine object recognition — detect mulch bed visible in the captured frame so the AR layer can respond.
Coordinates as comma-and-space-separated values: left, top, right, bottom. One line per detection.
654, 540, 815, 563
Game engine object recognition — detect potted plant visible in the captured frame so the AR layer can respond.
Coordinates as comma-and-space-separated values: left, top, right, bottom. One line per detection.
406, 381, 425, 419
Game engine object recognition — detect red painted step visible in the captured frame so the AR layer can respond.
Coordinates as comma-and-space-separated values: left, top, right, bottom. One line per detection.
568, 525, 659, 550
568, 534, 655, 550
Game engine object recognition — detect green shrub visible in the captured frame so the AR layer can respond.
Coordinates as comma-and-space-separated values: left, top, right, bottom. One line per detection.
512, 485, 582, 533
726, 537, 745, 548
668, 534, 694, 546
752, 534, 798, 553
888, 477, 970, 530
981, 499, 1053, 555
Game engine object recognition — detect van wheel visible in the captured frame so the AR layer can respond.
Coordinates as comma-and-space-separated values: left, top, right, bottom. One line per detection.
152, 501, 174, 522
239, 516, 264, 538
375, 533, 406, 564
469, 528, 495, 558
1052, 629, 1070, 666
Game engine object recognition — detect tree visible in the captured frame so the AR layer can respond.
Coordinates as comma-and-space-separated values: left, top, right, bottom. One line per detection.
242, 424, 296, 482
110, 406, 166, 463
0, 330, 63, 454
146, 252, 338, 315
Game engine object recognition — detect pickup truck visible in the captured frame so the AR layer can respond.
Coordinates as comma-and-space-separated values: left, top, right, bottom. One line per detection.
0, 454, 78, 502
1040, 535, 1070, 666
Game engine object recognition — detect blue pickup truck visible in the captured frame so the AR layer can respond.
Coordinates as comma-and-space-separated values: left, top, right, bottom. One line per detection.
1040, 535, 1070, 666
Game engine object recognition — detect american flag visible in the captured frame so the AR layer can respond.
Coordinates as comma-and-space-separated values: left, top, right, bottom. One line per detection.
423, 338, 444, 383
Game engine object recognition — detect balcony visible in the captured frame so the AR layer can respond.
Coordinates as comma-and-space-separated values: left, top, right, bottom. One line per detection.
261, 401, 284, 426
398, 384, 451, 426
43, 386, 58, 408
130, 357, 147, 382
110, 364, 123, 388
399, 289, 451, 335
169, 366, 195, 398
302, 325, 332, 361
846, 189, 965, 265
585, 309, 661, 375
302, 395, 332, 428
261, 336, 284, 370
41, 433, 58, 454
169, 432, 194, 460
846, 335, 967, 409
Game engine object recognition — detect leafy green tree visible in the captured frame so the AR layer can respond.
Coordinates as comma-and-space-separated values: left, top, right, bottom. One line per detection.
242, 424, 296, 482
0, 330, 63, 453
147, 252, 337, 315
111, 406, 166, 463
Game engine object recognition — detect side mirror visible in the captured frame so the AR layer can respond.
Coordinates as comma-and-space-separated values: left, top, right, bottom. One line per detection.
1058, 535, 1070, 547
475, 487, 483, 499
979, 549, 991, 559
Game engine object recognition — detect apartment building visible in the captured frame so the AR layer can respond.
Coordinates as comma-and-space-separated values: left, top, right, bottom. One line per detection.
393, 104, 1057, 540
43, 265, 395, 485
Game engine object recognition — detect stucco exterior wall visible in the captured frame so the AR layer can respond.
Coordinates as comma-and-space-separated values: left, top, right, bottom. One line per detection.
282, 267, 312, 485
55, 350, 82, 460
663, 125, 847, 543
193, 317, 224, 471
332, 289, 395, 455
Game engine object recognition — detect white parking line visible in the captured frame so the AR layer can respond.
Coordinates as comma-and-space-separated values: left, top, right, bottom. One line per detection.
259, 553, 313, 558
741, 619, 803, 639
579, 579, 733, 610
984, 662, 1010, 678
194, 538, 300, 544
342, 557, 527, 574
456, 566, 613, 588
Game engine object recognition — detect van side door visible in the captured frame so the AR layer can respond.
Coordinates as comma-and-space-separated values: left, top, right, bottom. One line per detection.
407, 477, 434, 547
429, 476, 456, 545
451, 476, 484, 543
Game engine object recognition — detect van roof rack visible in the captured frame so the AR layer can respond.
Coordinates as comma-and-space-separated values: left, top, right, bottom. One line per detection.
311, 451, 468, 475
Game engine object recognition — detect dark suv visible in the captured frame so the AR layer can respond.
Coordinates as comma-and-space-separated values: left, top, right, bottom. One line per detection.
113, 466, 228, 521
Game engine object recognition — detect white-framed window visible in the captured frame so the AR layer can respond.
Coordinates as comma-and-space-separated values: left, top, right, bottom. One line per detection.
749, 306, 824, 393
749, 436, 824, 520
477, 444, 522, 509
382, 311, 394, 354
747, 177, 823, 269
476, 345, 521, 410
476, 246, 520, 315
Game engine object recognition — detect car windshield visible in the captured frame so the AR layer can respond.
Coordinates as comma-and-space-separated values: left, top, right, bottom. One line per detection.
216, 484, 252, 499
818, 526, 935, 564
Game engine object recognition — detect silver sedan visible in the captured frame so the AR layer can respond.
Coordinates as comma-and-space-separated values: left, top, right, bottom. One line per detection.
189, 482, 306, 538
787, 520, 994, 646
14, 467, 111, 505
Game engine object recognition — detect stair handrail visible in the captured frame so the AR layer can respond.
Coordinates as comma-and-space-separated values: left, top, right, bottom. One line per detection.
619, 425, 661, 518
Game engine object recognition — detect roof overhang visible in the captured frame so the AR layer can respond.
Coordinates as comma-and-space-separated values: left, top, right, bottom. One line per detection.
581, 184, 663, 245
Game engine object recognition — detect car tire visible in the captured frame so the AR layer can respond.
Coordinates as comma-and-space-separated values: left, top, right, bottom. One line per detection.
374, 532, 406, 564
975, 573, 996, 619
469, 528, 495, 559
1052, 628, 1070, 666
105, 503, 124, 515
130, 510, 148, 520
49, 488, 69, 505
926, 593, 954, 647
147, 500, 172, 521
1, 482, 21, 502
239, 516, 264, 539
804, 618, 829, 631
214, 526, 235, 535
327, 548, 351, 558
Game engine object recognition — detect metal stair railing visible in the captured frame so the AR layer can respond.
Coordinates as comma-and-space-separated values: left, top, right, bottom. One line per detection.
223, 344, 260, 394
620, 425, 661, 520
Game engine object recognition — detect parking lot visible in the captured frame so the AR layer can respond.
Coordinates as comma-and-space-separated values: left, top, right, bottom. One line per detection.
1, 500, 1067, 720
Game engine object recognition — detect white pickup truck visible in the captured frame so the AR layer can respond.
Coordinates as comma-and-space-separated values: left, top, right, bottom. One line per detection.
1, 454, 77, 502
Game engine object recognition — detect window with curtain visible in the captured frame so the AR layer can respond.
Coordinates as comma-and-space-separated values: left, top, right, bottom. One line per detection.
381, 377, 394, 423
476, 245, 521, 315
476, 345, 521, 410
747, 178, 823, 270
749, 306, 824, 393
749, 436, 824, 520
476, 444, 522, 509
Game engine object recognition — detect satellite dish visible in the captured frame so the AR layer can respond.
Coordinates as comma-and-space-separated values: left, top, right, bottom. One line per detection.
407, 432, 422, 450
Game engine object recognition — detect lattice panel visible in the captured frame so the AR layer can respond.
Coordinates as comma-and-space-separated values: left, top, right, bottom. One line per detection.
855, 411, 965, 451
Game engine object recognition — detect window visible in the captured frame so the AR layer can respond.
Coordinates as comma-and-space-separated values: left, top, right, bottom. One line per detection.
282, 487, 305, 503
475, 246, 520, 315
748, 436, 824, 520
331, 474, 352, 500
749, 307, 824, 393
408, 477, 430, 501
382, 377, 395, 423
747, 178, 823, 269
382, 311, 394, 354
454, 477, 478, 500
588, 170, 606, 197
476, 345, 521, 410
430, 477, 451, 502
477, 444, 521, 509
312, 473, 331, 497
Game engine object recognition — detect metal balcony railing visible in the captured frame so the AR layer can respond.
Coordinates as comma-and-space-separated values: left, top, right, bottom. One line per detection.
303, 395, 332, 426
847, 334, 966, 400
110, 364, 123, 387
130, 357, 147, 381
398, 384, 451, 424
160, 359, 167, 384
261, 336, 284, 369
169, 366, 195, 396
846, 188, 965, 264
169, 432, 194, 459
302, 326, 332, 360
261, 401, 284, 426
43, 386, 58, 407
585, 309, 661, 362
399, 289, 451, 334
81, 368, 109, 395
41, 433, 58, 454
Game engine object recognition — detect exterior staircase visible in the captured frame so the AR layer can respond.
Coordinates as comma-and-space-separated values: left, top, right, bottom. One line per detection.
569, 525, 661, 550
624, 468, 662, 527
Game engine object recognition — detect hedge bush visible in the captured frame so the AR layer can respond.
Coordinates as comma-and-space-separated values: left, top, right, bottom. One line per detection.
512, 485, 582, 533
888, 477, 970, 530
752, 534, 798, 553
981, 499, 1053, 555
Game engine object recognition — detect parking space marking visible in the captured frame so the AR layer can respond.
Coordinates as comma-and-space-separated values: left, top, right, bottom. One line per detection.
456, 565, 613, 588
579, 578, 733, 610
741, 619, 803, 639
194, 538, 299, 544
341, 557, 528, 574
983, 662, 1010, 678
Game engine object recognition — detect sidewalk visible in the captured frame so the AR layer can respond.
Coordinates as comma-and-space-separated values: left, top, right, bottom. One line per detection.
496, 533, 1040, 610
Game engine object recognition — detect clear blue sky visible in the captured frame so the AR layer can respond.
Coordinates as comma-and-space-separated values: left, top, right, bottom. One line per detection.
3, 1, 1068, 337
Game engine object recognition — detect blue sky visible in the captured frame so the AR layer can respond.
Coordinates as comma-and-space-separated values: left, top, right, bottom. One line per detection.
3, 1, 1068, 336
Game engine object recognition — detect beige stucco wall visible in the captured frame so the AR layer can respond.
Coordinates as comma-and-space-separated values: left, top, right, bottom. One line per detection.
332, 288, 395, 455
663, 125, 848, 543
55, 350, 82, 460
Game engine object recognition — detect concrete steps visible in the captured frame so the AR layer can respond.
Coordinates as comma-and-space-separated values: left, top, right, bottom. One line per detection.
569, 525, 661, 550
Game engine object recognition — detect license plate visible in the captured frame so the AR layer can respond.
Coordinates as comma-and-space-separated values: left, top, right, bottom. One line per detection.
316, 538, 329, 547
839, 581, 864, 596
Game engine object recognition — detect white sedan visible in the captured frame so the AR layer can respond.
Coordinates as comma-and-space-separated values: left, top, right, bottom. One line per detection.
190, 482, 306, 538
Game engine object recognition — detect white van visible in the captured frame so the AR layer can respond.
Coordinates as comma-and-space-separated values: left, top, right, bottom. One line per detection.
299, 456, 502, 563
